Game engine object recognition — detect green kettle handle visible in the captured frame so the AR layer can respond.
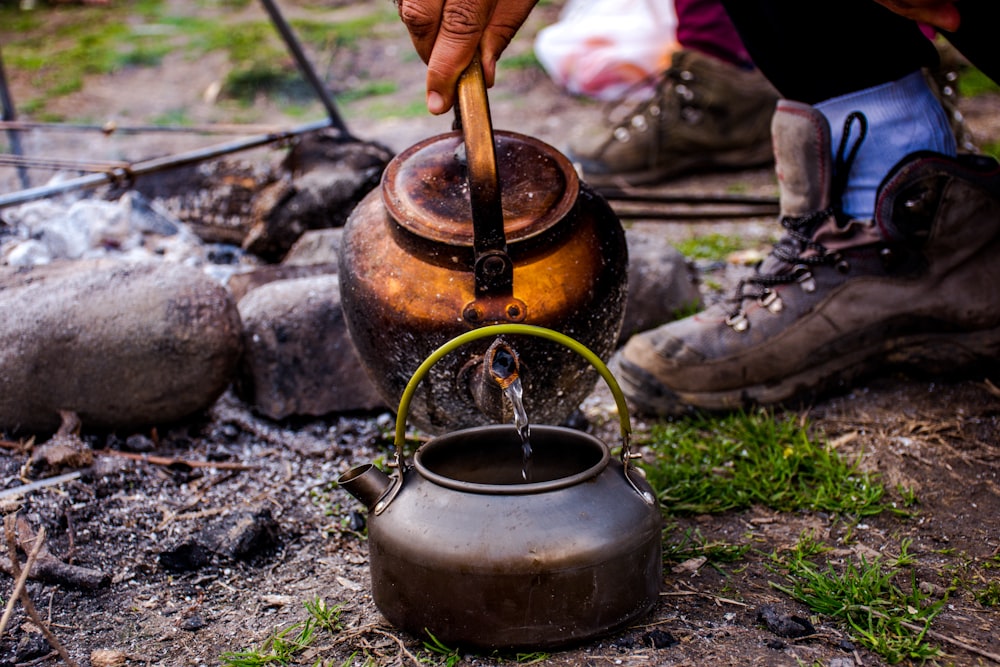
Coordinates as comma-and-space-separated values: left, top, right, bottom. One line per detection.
380, 324, 647, 510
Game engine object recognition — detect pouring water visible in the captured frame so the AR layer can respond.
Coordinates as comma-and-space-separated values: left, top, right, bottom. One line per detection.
488, 343, 533, 481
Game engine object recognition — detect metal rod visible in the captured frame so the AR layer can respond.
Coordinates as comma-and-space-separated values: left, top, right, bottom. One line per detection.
0, 154, 131, 173
611, 206, 778, 221
0, 120, 308, 135
597, 187, 778, 208
0, 46, 29, 189
258, 0, 355, 140
0, 118, 332, 209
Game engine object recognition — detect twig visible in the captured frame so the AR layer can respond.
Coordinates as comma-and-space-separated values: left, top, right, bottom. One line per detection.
983, 378, 1000, 400
901, 619, 1000, 664
660, 584, 750, 607
0, 471, 82, 501
370, 628, 423, 666
0, 520, 45, 636
95, 449, 256, 471
2, 515, 79, 666
860, 604, 1000, 664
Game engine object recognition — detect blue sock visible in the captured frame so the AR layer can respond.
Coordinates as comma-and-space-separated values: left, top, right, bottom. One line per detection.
815, 70, 956, 220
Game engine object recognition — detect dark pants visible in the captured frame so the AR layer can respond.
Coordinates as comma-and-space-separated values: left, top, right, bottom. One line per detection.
718, 0, 1000, 103
675, 0, 752, 69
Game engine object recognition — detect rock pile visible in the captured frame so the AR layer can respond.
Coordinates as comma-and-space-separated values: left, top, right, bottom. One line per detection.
0, 140, 702, 437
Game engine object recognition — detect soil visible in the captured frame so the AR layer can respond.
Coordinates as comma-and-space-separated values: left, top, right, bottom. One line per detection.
1, 2, 1000, 666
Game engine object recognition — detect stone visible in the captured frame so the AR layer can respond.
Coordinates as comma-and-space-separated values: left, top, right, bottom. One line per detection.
236, 273, 386, 419
282, 227, 343, 266
619, 224, 703, 345
0, 259, 242, 435
242, 132, 393, 261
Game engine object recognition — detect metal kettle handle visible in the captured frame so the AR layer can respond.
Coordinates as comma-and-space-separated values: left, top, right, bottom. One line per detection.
372, 325, 652, 514
456, 56, 513, 298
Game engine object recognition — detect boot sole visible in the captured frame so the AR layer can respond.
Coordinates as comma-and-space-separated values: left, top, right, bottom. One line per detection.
618, 325, 1000, 416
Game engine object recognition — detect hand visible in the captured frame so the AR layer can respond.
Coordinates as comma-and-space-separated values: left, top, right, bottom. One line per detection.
398, 0, 539, 114
872, 0, 961, 32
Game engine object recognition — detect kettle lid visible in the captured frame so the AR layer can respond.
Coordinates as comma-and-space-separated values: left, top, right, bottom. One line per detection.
382, 130, 580, 247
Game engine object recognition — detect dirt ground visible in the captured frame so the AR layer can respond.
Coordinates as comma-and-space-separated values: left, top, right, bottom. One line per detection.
2, 1, 1000, 666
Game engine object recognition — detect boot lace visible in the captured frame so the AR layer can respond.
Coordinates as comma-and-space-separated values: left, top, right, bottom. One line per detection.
725, 112, 868, 331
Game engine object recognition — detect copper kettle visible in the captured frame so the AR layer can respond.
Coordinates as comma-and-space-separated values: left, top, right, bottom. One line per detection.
338, 58, 628, 434
337, 325, 662, 650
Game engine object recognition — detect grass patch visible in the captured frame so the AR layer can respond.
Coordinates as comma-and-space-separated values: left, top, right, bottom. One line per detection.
769, 534, 945, 663
957, 66, 1000, 98
1, 0, 402, 117
672, 232, 746, 262
219, 598, 343, 666
638, 410, 885, 516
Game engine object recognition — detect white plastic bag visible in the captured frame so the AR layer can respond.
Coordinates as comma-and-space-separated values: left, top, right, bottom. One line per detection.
534, 0, 678, 101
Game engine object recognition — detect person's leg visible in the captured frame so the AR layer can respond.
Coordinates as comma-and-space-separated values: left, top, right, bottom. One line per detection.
617, 0, 1000, 416
565, 0, 779, 187
718, 0, 938, 103
673, 0, 752, 69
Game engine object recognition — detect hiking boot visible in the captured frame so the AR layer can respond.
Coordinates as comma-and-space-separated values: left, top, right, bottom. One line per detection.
565, 49, 780, 187
618, 99, 1000, 415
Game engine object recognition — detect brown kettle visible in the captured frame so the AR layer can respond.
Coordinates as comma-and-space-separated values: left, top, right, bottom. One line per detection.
338, 58, 628, 434
337, 325, 662, 650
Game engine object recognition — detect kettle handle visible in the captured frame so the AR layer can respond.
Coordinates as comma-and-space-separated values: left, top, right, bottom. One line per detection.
380, 325, 649, 511
456, 55, 514, 299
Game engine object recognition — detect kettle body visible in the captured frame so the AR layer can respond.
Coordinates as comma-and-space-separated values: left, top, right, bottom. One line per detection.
337, 325, 663, 651
339, 129, 627, 433
362, 425, 661, 650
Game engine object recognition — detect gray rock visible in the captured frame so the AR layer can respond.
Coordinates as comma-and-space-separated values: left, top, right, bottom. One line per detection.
0, 259, 242, 434
236, 274, 385, 419
282, 227, 343, 266
242, 133, 393, 261
619, 225, 703, 344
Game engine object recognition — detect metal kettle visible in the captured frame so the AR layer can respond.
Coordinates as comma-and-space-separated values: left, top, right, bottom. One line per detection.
338, 58, 628, 434
337, 325, 662, 650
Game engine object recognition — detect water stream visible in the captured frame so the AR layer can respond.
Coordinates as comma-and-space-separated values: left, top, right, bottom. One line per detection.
489, 344, 533, 481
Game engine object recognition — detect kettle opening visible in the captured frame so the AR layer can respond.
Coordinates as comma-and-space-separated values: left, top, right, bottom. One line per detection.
413, 424, 610, 495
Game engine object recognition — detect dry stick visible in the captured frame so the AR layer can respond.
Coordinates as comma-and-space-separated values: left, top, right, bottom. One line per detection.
95, 449, 256, 471
859, 604, 1000, 664
3, 515, 79, 667
901, 620, 1000, 664
369, 628, 423, 666
0, 520, 45, 636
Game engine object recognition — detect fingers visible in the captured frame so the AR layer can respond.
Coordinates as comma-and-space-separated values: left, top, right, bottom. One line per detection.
479, 0, 538, 86
399, 0, 498, 114
399, 0, 538, 115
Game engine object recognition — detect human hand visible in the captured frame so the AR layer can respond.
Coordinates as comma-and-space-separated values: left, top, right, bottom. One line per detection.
397, 0, 539, 114
872, 0, 961, 32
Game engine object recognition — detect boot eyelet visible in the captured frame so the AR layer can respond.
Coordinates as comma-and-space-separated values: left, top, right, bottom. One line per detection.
759, 289, 783, 313
613, 127, 631, 143
648, 105, 661, 117
831, 253, 850, 273
725, 311, 749, 332
631, 115, 649, 132
792, 265, 816, 293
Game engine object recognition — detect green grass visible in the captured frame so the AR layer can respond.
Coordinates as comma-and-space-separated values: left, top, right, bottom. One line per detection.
0, 0, 402, 118
957, 66, 1000, 98
638, 410, 885, 516
219, 598, 343, 666
769, 534, 945, 663
672, 232, 747, 262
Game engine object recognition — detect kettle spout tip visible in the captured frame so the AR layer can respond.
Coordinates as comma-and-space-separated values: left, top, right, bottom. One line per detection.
337, 463, 392, 510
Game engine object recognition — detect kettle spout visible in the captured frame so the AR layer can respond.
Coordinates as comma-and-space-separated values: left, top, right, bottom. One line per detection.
467, 338, 520, 421
337, 464, 392, 510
